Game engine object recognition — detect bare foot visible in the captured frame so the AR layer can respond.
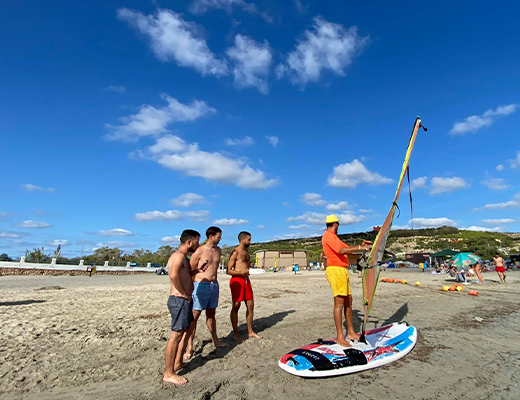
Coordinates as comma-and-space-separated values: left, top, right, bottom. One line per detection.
162, 374, 188, 385
346, 332, 360, 341
214, 340, 231, 348
174, 361, 187, 372
336, 337, 352, 348
248, 332, 263, 339
233, 333, 244, 344
182, 351, 193, 363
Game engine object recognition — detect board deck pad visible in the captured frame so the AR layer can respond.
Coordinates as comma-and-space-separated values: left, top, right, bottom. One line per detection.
278, 322, 417, 378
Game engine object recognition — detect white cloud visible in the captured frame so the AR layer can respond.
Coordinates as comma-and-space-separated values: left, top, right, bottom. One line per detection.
118, 8, 227, 76
135, 209, 210, 222
276, 17, 369, 87
258, 225, 265, 229
449, 103, 519, 135
96, 241, 135, 248
22, 184, 55, 192
0, 212, 10, 220
189, 0, 272, 22
300, 193, 326, 207
225, 136, 254, 146
328, 159, 393, 188
410, 176, 428, 191
146, 138, 277, 190
507, 150, 520, 168
16, 220, 52, 229
191, 0, 250, 13
213, 218, 249, 225
326, 201, 349, 211
481, 178, 509, 191
481, 218, 515, 224
395, 217, 457, 230
287, 211, 326, 225
287, 211, 363, 225
171, 193, 207, 207
266, 135, 279, 148
45, 239, 71, 247
482, 200, 519, 210
293, 0, 309, 13
288, 224, 310, 230
430, 177, 469, 195
282, 202, 290, 206
463, 226, 502, 232
107, 85, 126, 93
474, 193, 520, 211
359, 209, 372, 213
272, 232, 309, 240
105, 93, 216, 142
99, 228, 134, 237
496, 164, 504, 171
161, 235, 181, 245
226, 35, 272, 94
0, 231, 22, 239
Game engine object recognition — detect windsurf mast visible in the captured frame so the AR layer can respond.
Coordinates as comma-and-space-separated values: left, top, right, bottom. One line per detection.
360, 117, 426, 343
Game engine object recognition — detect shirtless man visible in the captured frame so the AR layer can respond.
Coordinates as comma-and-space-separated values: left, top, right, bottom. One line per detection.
183, 226, 230, 361
493, 252, 506, 283
163, 229, 201, 386
474, 262, 484, 284
227, 231, 262, 343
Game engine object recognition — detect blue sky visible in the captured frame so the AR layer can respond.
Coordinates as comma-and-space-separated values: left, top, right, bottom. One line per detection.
1, 0, 519, 258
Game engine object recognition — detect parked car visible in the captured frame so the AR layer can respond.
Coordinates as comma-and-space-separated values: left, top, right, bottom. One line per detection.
150, 263, 160, 268
129, 262, 138, 267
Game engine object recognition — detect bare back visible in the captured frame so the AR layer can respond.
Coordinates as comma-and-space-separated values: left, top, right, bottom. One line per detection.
494, 256, 504, 267
191, 243, 221, 282
168, 251, 193, 298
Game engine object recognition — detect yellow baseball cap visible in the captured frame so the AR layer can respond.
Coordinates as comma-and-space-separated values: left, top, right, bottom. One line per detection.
325, 215, 339, 224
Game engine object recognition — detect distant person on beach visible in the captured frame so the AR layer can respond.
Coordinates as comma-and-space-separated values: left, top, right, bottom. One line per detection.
183, 226, 230, 362
227, 231, 262, 343
474, 263, 484, 284
493, 253, 506, 283
320, 251, 327, 270
321, 215, 371, 348
163, 229, 201, 386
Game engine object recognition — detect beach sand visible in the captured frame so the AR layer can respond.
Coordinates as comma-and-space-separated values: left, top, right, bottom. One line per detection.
1, 269, 519, 400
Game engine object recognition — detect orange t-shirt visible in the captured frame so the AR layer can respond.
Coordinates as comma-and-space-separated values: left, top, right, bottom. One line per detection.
322, 230, 349, 267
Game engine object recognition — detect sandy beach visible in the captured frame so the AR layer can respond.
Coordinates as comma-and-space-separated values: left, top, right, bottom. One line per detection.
1, 269, 519, 400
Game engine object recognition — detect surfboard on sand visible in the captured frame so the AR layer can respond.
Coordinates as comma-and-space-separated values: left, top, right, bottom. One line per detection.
249, 268, 266, 275
278, 322, 417, 378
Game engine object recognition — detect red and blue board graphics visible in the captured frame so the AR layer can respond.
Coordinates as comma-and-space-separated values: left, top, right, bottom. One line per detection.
279, 322, 417, 378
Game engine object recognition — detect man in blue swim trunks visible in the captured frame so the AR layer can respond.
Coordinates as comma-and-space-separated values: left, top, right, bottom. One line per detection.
183, 226, 230, 360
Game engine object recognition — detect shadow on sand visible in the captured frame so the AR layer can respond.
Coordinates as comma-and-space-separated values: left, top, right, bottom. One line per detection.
350, 302, 409, 332
0, 299, 46, 307
182, 310, 295, 373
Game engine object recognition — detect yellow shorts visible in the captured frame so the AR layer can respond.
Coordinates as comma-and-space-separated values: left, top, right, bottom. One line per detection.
326, 266, 351, 297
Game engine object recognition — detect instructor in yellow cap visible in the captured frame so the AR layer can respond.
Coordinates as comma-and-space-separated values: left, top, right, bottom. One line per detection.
322, 215, 371, 347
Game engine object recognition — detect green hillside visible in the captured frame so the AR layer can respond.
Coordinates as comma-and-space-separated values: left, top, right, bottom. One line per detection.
223, 226, 520, 263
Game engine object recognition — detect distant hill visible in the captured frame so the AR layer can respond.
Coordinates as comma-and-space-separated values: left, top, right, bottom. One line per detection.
222, 226, 520, 263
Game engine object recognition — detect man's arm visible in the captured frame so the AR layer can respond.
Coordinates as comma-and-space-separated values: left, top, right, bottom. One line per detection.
338, 243, 370, 255
168, 255, 189, 299
189, 248, 202, 271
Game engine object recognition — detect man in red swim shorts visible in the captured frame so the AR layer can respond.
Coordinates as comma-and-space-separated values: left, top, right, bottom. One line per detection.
493, 252, 506, 283
227, 231, 262, 343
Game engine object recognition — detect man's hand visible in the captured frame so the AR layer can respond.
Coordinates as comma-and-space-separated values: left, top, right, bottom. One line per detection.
362, 240, 373, 246
197, 260, 209, 272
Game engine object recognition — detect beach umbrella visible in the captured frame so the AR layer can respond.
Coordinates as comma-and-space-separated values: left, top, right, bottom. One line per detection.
449, 252, 481, 268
